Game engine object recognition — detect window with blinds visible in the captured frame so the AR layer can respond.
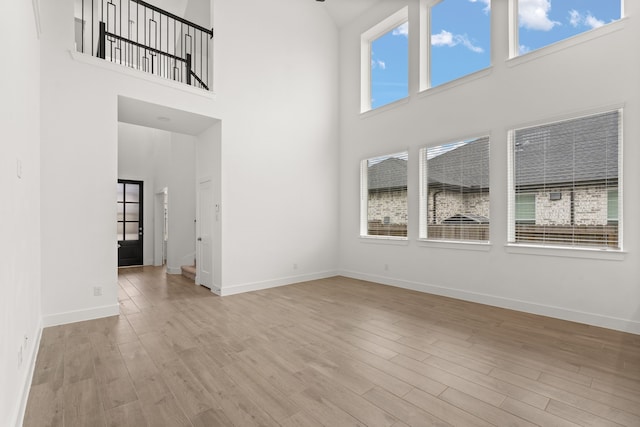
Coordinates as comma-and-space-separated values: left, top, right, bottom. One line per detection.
419, 137, 490, 242
508, 110, 621, 249
360, 152, 408, 238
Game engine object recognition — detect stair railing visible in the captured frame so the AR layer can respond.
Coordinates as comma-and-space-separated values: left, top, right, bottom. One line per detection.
78, 0, 213, 91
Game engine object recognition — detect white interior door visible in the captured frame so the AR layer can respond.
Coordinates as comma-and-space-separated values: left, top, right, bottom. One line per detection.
197, 179, 213, 288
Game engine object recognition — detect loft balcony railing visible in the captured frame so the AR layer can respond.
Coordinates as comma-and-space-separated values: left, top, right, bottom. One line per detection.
75, 0, 213, 91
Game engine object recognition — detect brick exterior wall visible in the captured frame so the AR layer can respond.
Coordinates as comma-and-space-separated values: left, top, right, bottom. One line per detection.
368, 190, 407, 225
367, 187, 609, 228
534, 186, 609, 226
427, 190, 490, 224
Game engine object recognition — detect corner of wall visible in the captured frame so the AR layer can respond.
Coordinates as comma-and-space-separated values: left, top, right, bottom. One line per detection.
12, 320, 43, 427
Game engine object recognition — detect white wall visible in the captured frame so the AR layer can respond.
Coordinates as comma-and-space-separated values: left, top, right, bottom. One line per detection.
196, 122, 222, 290
39, 0, 340, 322
167, 133, 197, 272
0, 1, 42, 426
213, 0, 340, 294
338, 0, 640, 333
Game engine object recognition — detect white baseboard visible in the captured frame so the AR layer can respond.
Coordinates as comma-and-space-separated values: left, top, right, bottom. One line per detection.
339, 270, 640, 335
42, 304, 120, 327
13, 320, 42, 427
221, 270, 338, 296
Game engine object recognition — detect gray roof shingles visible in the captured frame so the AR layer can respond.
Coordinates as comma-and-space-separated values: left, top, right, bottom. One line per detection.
368, 157, 407, 191
427, 137, 490, 190
515, 110, 619, 187
367, 110, 618, 191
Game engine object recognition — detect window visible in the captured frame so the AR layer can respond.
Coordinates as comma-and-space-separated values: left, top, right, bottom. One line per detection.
361, 8, 409, 112
508, 110, 621, 249
608, 189, 618, 224
361, 152, 408, 238
515, 193, 536, 224
419, 137, 490, 242
514, 0, 622, 56
428, 0, 491, 88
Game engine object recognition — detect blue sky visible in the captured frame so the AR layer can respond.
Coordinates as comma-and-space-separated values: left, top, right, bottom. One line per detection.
518, 0, 621, 54
370, 0, 620, 109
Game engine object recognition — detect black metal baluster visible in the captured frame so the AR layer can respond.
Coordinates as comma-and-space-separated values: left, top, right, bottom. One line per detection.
81, 0, 84, 53
98, 21, 106, 59
149, 10, 157, 75
186, 53, 192, 86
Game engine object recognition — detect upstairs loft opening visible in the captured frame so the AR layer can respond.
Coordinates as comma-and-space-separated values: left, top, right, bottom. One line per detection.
75, 0, 213, 91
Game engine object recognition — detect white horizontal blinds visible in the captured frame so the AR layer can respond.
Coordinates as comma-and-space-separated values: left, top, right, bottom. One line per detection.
365, 152, 408, 237
512, 110, 620, 248
421, 137, 490, 242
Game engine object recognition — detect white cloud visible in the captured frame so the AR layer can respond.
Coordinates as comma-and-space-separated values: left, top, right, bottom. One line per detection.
392, 22, 409, 37
460, 36, 484, 53
519, 0, 560, 31
469, 0, 490, 14
431, 30, 484, 53
432, 30, 455, 47
567, 10, 605, 30
569, 9, 581, 27
519, 44, 531, 54
371, 59, 386, 70
585, 14, 605, 29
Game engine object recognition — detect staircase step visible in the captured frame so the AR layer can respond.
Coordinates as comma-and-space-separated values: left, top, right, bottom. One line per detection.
181, 265, 196, 281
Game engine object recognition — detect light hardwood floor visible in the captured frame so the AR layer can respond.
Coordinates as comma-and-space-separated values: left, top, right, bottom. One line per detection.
23, 266, 640, 426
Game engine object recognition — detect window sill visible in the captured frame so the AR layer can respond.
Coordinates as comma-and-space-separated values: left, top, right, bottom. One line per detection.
360, 96, 410, 119
417, 239, 491, 251
507, 18, 626, 68
418, 66, 492, 97
505, 244, 625, 261
360, 235, 409, 246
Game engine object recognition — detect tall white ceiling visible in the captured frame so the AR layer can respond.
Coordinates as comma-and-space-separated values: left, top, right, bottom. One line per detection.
320, 0, 383, 28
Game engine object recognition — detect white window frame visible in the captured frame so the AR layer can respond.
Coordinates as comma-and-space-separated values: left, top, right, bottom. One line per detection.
360, 7, 409, 113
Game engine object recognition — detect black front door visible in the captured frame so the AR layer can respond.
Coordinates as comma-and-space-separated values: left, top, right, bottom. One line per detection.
117, 180, 143, 266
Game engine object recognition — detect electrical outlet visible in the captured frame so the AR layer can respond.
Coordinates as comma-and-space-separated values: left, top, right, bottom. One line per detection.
93, 286, 102, 296
293, 263, 298, 270
384, 264, 389, 271
18, 347, 23, 368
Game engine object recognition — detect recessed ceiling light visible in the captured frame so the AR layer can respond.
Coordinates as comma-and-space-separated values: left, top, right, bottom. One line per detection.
157, 116, 170, 122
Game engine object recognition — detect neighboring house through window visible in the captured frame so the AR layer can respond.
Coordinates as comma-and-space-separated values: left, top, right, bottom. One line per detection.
361, 152, 408, 238
419, 136, 490, 242
608, 189, 618, 224
508, 109, 621, 248
515, 193, 535, 224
